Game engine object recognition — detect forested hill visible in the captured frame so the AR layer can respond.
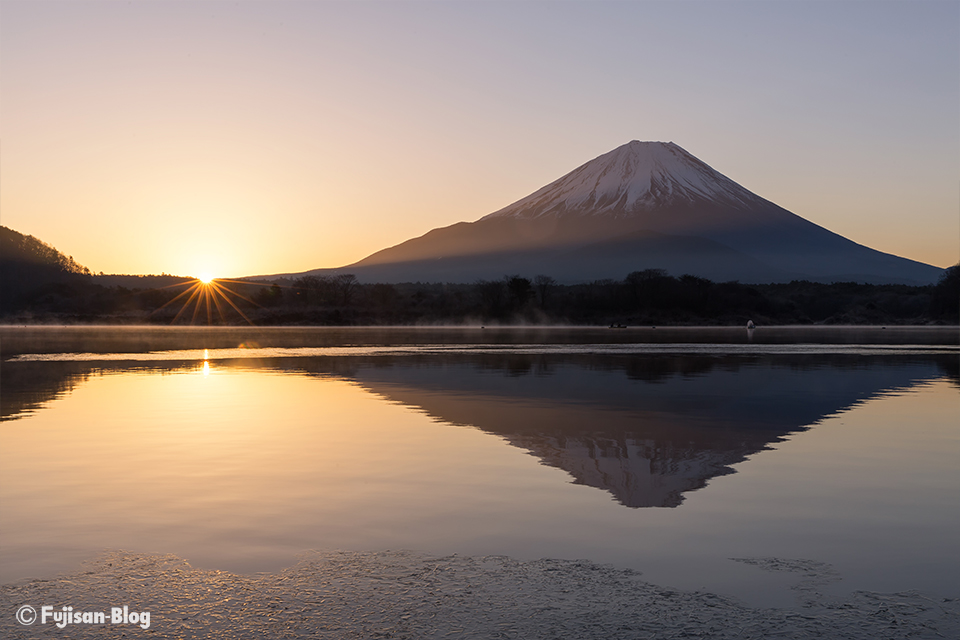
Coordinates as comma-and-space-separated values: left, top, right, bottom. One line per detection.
1, 226, 197, 317
1, 226, 90, 275
1, 226, 93, 315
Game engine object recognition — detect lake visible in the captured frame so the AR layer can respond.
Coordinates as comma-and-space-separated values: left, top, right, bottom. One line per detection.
1, 326, 958, 616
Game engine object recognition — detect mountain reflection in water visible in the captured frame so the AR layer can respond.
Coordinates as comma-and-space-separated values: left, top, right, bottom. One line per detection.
302, 354, 956, 508
5, 353, 954, 509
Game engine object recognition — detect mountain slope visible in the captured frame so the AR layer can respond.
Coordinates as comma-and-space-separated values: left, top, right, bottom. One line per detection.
1, 226, 91, 275
271, 142, 942, 284
1, 226, 93, 312
341, 229, 797, 284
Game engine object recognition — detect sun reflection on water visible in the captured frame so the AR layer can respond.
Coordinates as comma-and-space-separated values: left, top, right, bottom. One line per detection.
0, 359, 957, 601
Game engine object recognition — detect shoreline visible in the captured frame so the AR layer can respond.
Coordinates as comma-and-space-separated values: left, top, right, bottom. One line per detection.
1, 324, 957, 360
2, 550, 957, 639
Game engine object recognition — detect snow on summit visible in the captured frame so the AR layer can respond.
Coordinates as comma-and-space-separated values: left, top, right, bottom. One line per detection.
484, 141, 765, 220
260, 139, 943, 285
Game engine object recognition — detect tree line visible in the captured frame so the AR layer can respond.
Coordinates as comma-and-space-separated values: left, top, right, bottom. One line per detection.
3, 225, 956, 324
5, 264, 958, 325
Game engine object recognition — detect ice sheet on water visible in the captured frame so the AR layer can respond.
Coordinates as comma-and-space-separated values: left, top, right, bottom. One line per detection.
2, 550, 957, 639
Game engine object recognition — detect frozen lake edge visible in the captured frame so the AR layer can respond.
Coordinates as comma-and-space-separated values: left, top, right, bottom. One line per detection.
2, 549, 958, 639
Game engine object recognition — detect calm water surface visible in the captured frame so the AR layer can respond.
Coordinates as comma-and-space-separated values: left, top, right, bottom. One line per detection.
1, 326, 958, 608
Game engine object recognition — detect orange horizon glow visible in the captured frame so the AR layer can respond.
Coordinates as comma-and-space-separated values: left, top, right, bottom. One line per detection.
152, 278, 260, 325
2, 3, 957, 276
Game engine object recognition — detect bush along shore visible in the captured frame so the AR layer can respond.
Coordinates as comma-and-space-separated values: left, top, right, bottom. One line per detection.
2, 266, 958, 326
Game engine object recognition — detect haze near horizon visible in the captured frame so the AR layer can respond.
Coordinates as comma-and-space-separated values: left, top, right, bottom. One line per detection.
1, 1, 957, 278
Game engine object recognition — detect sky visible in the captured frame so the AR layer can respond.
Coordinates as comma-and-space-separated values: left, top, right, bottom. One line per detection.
2, 0, 957, 278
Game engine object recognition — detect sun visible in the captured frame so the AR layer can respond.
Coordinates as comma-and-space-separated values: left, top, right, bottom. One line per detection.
151, 274, 265, 325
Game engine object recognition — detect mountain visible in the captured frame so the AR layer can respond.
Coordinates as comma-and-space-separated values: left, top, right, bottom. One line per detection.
268, 141, 942, 284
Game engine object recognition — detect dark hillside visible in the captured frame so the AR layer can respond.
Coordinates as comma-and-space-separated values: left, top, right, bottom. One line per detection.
1, 226, 90, 275
1, 226, 92, 315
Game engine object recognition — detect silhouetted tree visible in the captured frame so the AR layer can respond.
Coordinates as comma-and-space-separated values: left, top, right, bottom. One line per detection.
929, 264, 959, 321
476, 279, 506, 317
534, 274, 555, 309
506, 275, 533, 310
255, 283, 284, 307
678, 274, 713, 313
625, 268, 670, 308
369, 283, 399, 309
293, 276, 325, 306
334, 274, 359, 306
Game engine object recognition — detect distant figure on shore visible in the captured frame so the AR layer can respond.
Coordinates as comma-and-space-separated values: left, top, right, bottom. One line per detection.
746, 320, 756, 329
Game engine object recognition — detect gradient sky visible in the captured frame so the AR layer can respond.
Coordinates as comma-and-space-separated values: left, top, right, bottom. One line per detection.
2, 1, 957, 278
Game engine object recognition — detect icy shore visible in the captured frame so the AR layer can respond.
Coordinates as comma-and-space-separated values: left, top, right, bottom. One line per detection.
2, 550, 957, 639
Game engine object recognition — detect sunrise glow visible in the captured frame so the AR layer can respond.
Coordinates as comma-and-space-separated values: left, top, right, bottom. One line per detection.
2, 3, 957, 637
150, 277, 259, 325
1, 2, 955, 277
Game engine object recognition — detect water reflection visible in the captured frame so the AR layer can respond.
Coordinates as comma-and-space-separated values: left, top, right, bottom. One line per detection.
1, 361, 98, 420
2, 353, 955, 510
1, 349, 958, 603
278, 353, 958, 508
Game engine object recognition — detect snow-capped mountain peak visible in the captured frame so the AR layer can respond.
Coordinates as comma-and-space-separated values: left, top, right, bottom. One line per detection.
483, 141, 765, 220
264, 140, 942, 286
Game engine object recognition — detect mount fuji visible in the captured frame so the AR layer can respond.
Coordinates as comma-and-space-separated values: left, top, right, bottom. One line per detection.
278, 141, 942, 284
